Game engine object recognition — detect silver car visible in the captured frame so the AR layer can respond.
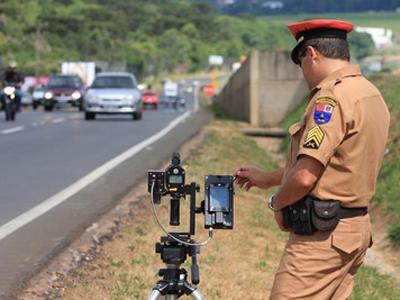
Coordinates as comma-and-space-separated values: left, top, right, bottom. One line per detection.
84, 72, 143, 120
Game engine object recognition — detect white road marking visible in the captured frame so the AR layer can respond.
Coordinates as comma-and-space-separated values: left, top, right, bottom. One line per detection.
0, 111, 191, 241
52, 118, 65, 124
1, 126, 24, 134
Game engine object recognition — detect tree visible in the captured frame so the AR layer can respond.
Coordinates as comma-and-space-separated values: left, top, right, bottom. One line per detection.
348, 31, 375, 61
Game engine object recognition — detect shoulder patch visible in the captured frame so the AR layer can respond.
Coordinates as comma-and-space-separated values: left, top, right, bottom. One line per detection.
316, 97, 337, 106
303, 126, 324, 149
314, 97, 337, 125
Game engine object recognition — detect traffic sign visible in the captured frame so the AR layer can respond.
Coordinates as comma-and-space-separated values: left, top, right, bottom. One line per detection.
203, 84, 215, 96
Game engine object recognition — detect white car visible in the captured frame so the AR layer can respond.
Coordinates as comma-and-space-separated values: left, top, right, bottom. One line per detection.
84, 72, 143, 120
32, 85, 45, 109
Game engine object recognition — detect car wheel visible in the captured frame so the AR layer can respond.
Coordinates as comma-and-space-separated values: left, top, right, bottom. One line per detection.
132, 112, 142, 120
32, 102, 38, 110
44, 105, 53, 112
85, 112, 95, 120
153, 103, 158, 110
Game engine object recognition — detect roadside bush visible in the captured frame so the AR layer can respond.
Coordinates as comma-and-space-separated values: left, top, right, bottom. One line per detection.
389, 223, 400, 246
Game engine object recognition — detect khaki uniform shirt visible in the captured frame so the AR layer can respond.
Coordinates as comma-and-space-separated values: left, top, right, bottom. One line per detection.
285, 65, 390, 207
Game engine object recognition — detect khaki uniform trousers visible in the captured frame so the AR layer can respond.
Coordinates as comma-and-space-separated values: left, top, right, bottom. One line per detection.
270, 215, 372, 300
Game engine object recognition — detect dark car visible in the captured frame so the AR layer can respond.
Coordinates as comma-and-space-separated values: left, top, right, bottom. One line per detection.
43, 74, 85, 111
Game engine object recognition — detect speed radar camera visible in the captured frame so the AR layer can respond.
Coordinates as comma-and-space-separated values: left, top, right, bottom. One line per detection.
147, 153, 235, 229
147, 153, 235, 299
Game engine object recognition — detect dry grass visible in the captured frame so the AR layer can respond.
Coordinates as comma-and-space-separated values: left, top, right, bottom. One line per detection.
55, 118, 400, 300
61, 120, 287, 300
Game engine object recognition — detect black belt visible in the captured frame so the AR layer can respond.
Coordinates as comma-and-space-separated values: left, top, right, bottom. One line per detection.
338, 206, 368, 219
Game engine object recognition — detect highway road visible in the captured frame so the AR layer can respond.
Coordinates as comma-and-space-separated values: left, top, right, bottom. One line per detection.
0, 82, 212, 298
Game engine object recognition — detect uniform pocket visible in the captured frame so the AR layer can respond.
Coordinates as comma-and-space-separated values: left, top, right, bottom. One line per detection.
332, 232, 362, 255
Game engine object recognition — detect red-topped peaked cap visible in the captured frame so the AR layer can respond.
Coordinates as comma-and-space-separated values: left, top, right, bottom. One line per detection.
288, 19, 354, 64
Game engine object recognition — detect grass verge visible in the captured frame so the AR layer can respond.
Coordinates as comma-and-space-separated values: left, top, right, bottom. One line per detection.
60, 118, 400, 299
62, 120, 286, 300
367, 73, 400, 245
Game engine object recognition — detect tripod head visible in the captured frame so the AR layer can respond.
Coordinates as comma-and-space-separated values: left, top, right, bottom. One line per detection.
156, 233, 200, 285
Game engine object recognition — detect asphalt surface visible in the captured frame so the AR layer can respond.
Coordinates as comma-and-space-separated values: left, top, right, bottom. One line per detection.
0, 82, 213, 298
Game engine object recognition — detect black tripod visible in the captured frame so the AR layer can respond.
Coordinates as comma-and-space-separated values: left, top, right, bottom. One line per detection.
148, 183, 206, 300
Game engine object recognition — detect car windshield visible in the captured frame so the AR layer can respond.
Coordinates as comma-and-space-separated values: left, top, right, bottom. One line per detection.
48, 77, 81, 88
91, 76, 135, 89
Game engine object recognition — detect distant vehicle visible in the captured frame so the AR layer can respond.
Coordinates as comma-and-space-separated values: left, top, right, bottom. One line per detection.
177, 96, 186, 108
164, 80, 178, 98
84, 72, 143, 121
21, 91, 33, 107
61, 62, 95, 87
32, 85, 45, 110
142, 91, 159, 109
43, 74, 85, 111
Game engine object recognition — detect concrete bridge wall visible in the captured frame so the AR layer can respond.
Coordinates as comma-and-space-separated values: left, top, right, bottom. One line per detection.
216, 50, 308, 126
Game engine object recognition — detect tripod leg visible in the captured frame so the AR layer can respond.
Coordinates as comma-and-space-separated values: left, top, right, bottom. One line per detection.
148, 290, 179, 300
190, 289, 205, 300
148, 289, 162, 300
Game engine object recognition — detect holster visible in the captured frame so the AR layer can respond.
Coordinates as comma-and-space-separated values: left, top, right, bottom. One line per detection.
283, 197, 340, 235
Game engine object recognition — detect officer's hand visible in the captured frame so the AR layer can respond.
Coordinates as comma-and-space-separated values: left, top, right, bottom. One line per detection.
274, 211, 289, 232
234, 165, 268, 191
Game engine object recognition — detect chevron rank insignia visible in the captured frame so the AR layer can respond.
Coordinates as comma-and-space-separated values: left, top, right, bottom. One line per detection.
303, 126, 324, 149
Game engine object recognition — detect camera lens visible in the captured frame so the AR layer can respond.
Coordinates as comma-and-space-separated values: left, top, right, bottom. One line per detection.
171, 153, 181, 166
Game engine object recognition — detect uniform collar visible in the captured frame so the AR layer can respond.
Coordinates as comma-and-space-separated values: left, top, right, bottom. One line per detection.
312, 64, 361, 93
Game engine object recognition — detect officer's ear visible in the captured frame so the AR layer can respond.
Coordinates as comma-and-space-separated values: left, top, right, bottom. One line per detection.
306, 46, 319, 62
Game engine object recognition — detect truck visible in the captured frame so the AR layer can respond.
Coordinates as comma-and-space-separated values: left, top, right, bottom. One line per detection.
61, 62, 96, 87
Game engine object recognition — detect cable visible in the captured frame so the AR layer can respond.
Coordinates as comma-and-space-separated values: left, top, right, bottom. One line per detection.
150, 181, 213, 247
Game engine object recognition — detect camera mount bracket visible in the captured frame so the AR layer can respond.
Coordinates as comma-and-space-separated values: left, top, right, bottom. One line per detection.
148, 183, 205, 300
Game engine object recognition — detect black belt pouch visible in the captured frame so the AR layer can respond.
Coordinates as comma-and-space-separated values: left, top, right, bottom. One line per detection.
311, 199, 340, 231
283, 197, 315, 235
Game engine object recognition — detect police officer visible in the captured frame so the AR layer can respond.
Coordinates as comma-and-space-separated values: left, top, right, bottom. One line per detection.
235, 19, 390, 299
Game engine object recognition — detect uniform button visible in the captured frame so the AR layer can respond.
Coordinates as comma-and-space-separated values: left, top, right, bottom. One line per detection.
293, 210, 297, 214
324, 210, 329, 216
302, 209, 307, 214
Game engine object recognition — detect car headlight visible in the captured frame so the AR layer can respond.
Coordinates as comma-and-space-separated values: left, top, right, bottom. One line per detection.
44, 91, 53, 99
71, 91, 81, 101
4, 86, 16, 96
